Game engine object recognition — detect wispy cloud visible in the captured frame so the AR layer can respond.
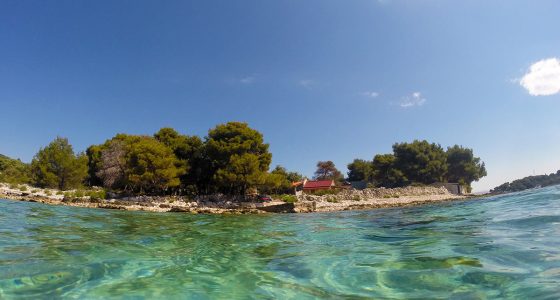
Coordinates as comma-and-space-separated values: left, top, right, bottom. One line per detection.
239, 76, 256, 84
299, 79, 315, 89
399, 92, 426, 108
520, 58, 560, 96
361, 91, 380, 98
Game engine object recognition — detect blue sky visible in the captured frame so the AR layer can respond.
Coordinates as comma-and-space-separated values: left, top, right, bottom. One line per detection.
1, 0, 560, 192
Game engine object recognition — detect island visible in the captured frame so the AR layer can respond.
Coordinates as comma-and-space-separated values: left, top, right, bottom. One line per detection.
0, 122, 486, 214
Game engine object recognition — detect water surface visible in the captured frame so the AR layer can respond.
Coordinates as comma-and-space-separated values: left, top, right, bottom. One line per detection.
1, 187, 560, 299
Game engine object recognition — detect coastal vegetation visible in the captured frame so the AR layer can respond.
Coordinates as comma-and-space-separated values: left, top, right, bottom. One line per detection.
1, 123, 487, 199
0, 154, 30, 184
1, 122, 301, 200
84, 122, 286, 197
491, 170, 560, 194
347, 141, 487, 192
31, 137, 88, 190
313, 161, 344, 183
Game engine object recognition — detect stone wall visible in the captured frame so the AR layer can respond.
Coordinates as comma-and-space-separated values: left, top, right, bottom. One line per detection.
299, 186, 451, 202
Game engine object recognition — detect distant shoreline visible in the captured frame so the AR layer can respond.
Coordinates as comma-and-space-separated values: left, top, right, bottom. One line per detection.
0, 184, 472, 214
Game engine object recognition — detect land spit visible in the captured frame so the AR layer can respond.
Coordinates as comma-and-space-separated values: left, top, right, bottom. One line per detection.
0, 184, 470, 214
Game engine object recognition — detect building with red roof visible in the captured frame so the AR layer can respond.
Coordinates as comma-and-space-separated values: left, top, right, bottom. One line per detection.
300, 179, 335, 192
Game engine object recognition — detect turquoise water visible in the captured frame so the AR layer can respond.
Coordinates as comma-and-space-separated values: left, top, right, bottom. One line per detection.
1, 187, 560, 299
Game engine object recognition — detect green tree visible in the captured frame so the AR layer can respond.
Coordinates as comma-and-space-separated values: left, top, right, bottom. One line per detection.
314, 161, 344, 183
272, 165, 303, 184
90, 134, 141, 190
215, 153, 267, 195
392, 140, 447, 185
125, 137, 182, 194
446, 145, 487, 191
0, 154, 31, 184
372, 154, 406, 187
30, 137, 87, 190
89, 134, 183, 194
154, 127, 203, 192
347, 159, 374, 182
85, 145, 103, 186
205, 122, 272, 195
260, 165, 303, 194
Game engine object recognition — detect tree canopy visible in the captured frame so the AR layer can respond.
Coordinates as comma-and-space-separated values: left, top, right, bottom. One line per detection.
88, 134, 183, 194
205, 122, 272, 195
124, 137, 182, 194
392, 140, 448, 185
446, 145, 487, 191
30, 137, 87, 190
347, 159, 374, 182
154, 127, 203, 192
491, 170, 560, 194
3, 126, 488, 199
0, 154, 31, 184
260, 165, 303, 194
372, 154, 406, 188
347, 140, 486, 190
314, 161, 343, 183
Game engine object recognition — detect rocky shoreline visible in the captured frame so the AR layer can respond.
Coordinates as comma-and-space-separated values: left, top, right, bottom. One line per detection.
0, 184, 471, 214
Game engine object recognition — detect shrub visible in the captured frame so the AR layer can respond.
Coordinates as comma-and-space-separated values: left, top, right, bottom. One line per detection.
74, 190, 85, 198
19, 185, 28, 192
352, 195, 361, 201
9, 184, 18, 189
88, 190, 107, 200
326, 196, 338, 203
32, 189, 39, 194
280, 195, 297, 203
56, 191, 64, 195
45, 190, 52, 196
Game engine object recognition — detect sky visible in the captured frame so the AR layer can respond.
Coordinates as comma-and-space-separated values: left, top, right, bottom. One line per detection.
1, 0, 560, 192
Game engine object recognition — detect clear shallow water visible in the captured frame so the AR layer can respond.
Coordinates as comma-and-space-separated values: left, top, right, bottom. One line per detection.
1, 187, 560, 299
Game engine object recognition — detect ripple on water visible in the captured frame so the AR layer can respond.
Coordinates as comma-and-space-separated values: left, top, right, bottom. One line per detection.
0, 186, 560, 299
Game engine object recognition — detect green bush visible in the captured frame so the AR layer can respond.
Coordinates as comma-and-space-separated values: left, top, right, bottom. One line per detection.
56, 191, 64, 195
352, 195, 361, 201
74, 190, 85, 198
9, 184, 18, 189
88, 190, 106, 200
326, 196, 338, 203
280, 195, 297, 203
45, 190, 52, 196
19, 185, 28, 192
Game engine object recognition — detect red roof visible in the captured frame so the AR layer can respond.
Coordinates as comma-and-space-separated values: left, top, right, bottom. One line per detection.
303, 180, 334, 189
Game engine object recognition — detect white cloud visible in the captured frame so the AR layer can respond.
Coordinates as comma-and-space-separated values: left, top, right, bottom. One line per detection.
240, 76, 255, 84
299, 79, 315, 89
520, 58, 560, 96
399, 92, 426, 108
362, 91, 380, 98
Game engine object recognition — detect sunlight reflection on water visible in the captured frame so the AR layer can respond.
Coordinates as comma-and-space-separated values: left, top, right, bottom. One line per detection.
1, 186, 560, 299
